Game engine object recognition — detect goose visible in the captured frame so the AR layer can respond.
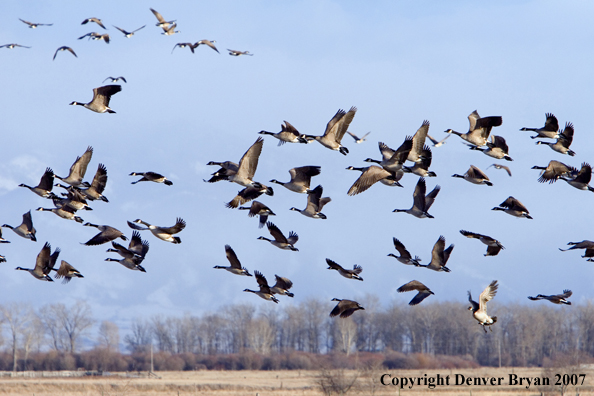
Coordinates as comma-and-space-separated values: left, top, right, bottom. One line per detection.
559, 163, 594, 192
226, 184, 273, 209
460, 230, 505, 256
130, 171, 173, 185
19, 167, 55, 198
226, 137, 271, 192
402, 146, 436, 177
528, 289, 572, 305
150, 8, 176, 29
103, 76, 127, 83
227, 49, 253, 56
244, 271, 279, 303
470, 135, 513, 161
19, 19, 53, 28
468, 280, 499, 332
559, 240, 594, 252
213, 245, 252, 276
0, 227, 9, 243
0, 44, 31, 49
452, 165, 492, 186
161, 23, 180, 35
259, 121, 308, 145
492, 196, 532, 219
195, 40, 219, 53
113, 25, 145, 38
346, 165, 401, 196
270, 275, 294, 297
77, 32, 100, 40
52, 260, 84, 284
128, 218, 186, 243
15, 242, 54, 281
172, 42, 197, 54
3, 210, 36, 241
427, 134, 450, 147
258, 222, 298, 251
36, 205, 84, 223
407, 120, 430, 163
488, 164, 512, 176
301, 107, 356, 155
0, 255, 5, 263
107, 230, 149, 261
53, 187, 92, 211
326, 259, 363, 281
388, 237, 421, 266
536, 122, 576, 156
532, 160, 576, 184
445, 110, 502, 147
81, 17, 106, 29
53, 46, 77, 60
270, 166, 320, 193
69, 85, 121, 113
418, 235, 453, 272
346, 131, 370, 143
397, 280, 434, 305
520, 113, 560, 139
204, 161, 239, 183
78, 163, 108, 202
238, 201, 275, 228
82, 223, 126, 246
90, 33, 110, 44
290, 185, 331, 219
105, 256, 146, 272
55, 146, 93, 187
393, 177, 440, 218
329, 298, 364, 318
364, 139, 411, 175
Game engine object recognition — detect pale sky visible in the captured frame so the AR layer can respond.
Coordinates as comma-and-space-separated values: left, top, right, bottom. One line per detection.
1, 0, 593, 337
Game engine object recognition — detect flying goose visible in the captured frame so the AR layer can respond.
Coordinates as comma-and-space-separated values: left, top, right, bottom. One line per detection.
392, 177, 440, 218
82, 223, 126, 246
290, 185, 331, 219
470, 135, 513, 161
204, 161, 239, 183
559, 163, 594, 192
346, 165, 401, 196
460, 230, 505, 256
2, 210, 36, 241
53, 46, 77, 60
536, 122, 576, 156
0, 44, 31, 49
388, 237, 421, 266
15, 242, 54, 281
19, 167, 55, 198
81, 17, 106, 29
488, 164, 512, 176
103, 76, 127, 83
427, 134, 450, 147
36, 205, 84, 223
0, 255, 6, 263
107, 230, 149, 262
225, 137, 271, 193
128, 218, 186, 243
172, 42, 197, 54
452, 165, 492, 186
55, 146, 93, 187
330, 298, 365, 318
195, 40, 219, 53
445, 110, 502, 147
227, 49, 253, 56
468, 280, 499, 332
528, 289, 572, 305
113, 25, 145, 38
402, 146, 436, 177
407, 120, 430, 163
301, 107, 357, 155
213, 245, 252, 276
244, 271, 279, 303
161, 23, 180, 35
326, 259, 363, 281
70, 85, 121, 113
19, 19, 53, 28
346, 131, 370, 143
532, 160, 576, 184
52, 260, 84, 284
270, 166, 321, 193
520, 113, 560, 139
418, 235, 453, 272
78, 163, 108, 202
226, 184, 273, 209
259, 121, 308, 145
53, 187, 92, 211
559, 240, 594, 252
150, 8, 176, 29
270, 275, 294, 297
492, 196, 532, 219
397, 280, 434, 305
105, 256, 146, 272
90, 33, 110, 43
258, 222, 298, 251
130, 171, 173, 185
364, 139, 411, 177
238, 200, 275, 228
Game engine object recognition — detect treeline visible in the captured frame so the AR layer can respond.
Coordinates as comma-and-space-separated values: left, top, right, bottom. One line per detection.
1, 297, 593, 371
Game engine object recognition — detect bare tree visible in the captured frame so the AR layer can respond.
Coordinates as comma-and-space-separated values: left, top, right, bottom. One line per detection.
124, 318, 152, 353
97, 320, 120, 352
0, 302, 32, 371
41, 301, 93, 353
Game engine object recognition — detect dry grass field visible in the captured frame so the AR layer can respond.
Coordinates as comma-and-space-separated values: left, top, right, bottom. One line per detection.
1, 367, 593, 395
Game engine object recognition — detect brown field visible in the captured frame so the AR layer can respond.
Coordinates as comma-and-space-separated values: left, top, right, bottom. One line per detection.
0, 367, 593, 395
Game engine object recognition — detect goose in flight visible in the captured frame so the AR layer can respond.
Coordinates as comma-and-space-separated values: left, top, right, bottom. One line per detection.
19, 19, 53, 28
259, 121, 308, 145
301, 107, 357, 155
397, 280, 434, 305
19, 167, 55, 198
53, 261, 84, 284
492, 196, 532, 219
238, 201, 275, 228
468, 280, 499, 332
81, 17, 106, 29
107, 231, 149, 263
520, 113, 559, 139
78, 163, 109, 202
536, 122, 576, 156
55, 146, 93, 187
103, 76, 127, 83
418, 235, 453, 272
393, 177, 440, 218
365, 139, 412, 174
0, 43, 30, 49
558, 163, 594, 192
130, 171, 172, 185
346, 131, 370, 144
388, 237, 421, 266
270, 166, 320, 193
329, 298, 364, 318
213, 245, 252, 276
402, 145, 436, 177
326, 259, 363, 281
227, 49, 253, 56
2, 211, 36, 241
528, 289, 572, 305
346, 165, 401, 196
195, 40, 219, 53
244, 271, 279, 303
460, 230, 504, 256
15, 242, 54, 281
258, 222, 298, 251
452, 165, 492, 186
407, 120, 430, 163
290, 185, 331, 219
488, 164, 512, 176
226, 184, 273, 209
53, 46, 77, 60
128, 218, 186, 244
82, 223, 127, 246
427, 134, 450, 147
113, 25, 145, 38
36, 205, 84, 223
445, 110, 502, 147
69, 85, 121, 113
532, 160, 576, 184
172, 42, 197, 54
225, 137, 271, 193
470, 135, 513, 161
150, 8, 176, 29
270, 275, 294, 297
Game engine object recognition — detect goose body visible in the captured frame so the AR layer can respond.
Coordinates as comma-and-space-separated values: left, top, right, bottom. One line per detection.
419, 235, 453, 272
105, 256, 146, 272
128, 218, 186, 244
470, 135, 513, 161
330, 298, 364, 318
36, 206, 84, 223
53, 260, 84, 284
452, 165, 492, 186
270, 165, 320, 193
130, 171, 172, 185
532, 160, 576, 184
528, 289, 572, 305
259, 120, 307, 145
520, 113, 559, 139
326, 259, 363, 281
492, 196, 532, 219
53, 46, 77, 60
226, 184, 273, 209
107, 231, 149, 261
460, 230, 504, 256
82, 223, 126, 246
227, 49, 253, 56
469, 280, 499, 332
70, 85, 121, 113
559, 163, 594, 192
346, 165, 401, 196
397, 280, 434, 305
270, 275, 294, 297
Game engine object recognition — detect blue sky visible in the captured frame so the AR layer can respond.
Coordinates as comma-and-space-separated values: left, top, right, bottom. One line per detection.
1, 0, 593, 335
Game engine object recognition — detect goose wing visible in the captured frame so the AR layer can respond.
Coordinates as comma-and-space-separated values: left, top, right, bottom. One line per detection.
266, 222, 288, 244
323, 107, 356, 143
468, 291, 479, 312
378, 142, 396, 161
247, 201, 269, 217
424, 184, 440, 212
467, 110, 481, 132
347, 166, 391, 196
326, 258, 345, 272
543, 113, 559, 132
460, 230, 483, 240
306, 185, 323, 212
236, 137, 263, 182
573, 163, 592, 184
467, 165, 489, 180
397, 280, 428, 293
408, 290, 433, 306
128, 220, 148, 230
94, 85, 121, 108
159, 218, 186, 235
558, 122, 574, 147
286, 231, 299, 245
428, 235, 445, 269
66, 146, 93, 183
392, 238, 412, 260
290, 165, 321, 186
84, 226, 123, 246
150, 8, 166, 23
281, 120, 300, 136
55, 260, 77, 281
486, 245, 503, 256
225, 245, 242, 269
558, 289, 573, 299
89, 163, 108, 194
442, 244, 455, 265
274, 275, 293, 291
254, 270, 271, 290
479, 280, 499, 313
22, 210, 35, 234
412, 177, 428, 211
410, 120, 430, 160
37, 168, 54, 191
35, 242, 52, 274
